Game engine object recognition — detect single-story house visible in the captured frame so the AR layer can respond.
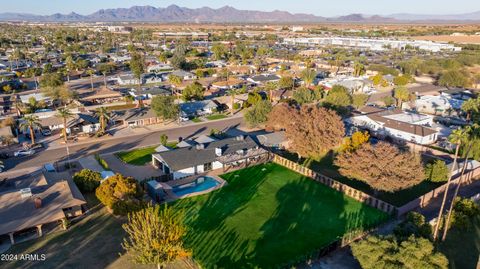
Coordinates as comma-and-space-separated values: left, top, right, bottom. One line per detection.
35, 112, 100, 135
179, 100, 219, 118
117, 74, 140, 86
0, 171, 86, 244
146, 64, 173, 73
348, 107, 438, 145
410, 95, 464, 115
167, 70, 197, 81
408, 84, 447, 97
255, 131, 289, 150
80, 87, 123, 104
211, 78, 245, 90
152, 135, 269, 180
247, 74, 281, 85
19, 93, 50, 104
112, 108, 163, 127
142, 73, 164, 84
129, 86, 171, 100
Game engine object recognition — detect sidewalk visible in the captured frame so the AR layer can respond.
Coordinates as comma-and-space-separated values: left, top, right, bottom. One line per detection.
41, 112, 244, 151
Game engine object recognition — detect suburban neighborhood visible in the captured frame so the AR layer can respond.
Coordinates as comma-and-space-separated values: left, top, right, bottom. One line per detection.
1, 1, 480, 269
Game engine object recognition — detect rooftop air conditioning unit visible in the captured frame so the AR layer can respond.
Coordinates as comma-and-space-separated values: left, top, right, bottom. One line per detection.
20, 188, 32, 198
215, 147, 223, 156
196, 143, 205, 150
236, 135, 245, 141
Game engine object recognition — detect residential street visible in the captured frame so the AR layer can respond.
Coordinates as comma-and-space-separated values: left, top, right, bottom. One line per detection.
1, 116, 246, 173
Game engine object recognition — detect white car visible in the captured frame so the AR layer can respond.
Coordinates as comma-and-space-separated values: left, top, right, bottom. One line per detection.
14, 149, 35, 157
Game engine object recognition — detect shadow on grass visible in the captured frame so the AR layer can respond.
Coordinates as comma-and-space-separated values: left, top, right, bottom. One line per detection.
171, 163, 388, 268
280, 150, 443, 207
439, 215, 480, 269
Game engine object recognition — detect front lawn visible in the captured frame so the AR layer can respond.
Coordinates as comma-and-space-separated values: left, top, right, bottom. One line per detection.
206, 114, 228, 121
191, 117, 203, 123
282, 151, 443, 207
116, 142, 177, 166
171, 163, 389, 268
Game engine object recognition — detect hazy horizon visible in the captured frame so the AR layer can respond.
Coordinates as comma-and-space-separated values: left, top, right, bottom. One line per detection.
2, 0, 480, 17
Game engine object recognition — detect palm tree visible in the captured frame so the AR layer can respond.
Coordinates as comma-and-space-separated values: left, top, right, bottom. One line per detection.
56, 108, 74, 143
441, 124, 480, 241
264, 82, 278, 101
95, 107, 111, 133
432, 127, 468, 240
19, 115, 41, 145
87, 69, 95, 91
461, 97, 479, 122
300, 68, 316, 87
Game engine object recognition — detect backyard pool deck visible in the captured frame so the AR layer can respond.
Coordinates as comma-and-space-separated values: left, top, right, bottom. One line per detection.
161, 175, 227, 202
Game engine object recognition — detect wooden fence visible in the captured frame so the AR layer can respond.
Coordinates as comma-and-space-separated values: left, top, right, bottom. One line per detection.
273, 154, 396, 214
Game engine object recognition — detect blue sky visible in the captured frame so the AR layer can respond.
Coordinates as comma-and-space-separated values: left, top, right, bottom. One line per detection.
3, 0, 480, 16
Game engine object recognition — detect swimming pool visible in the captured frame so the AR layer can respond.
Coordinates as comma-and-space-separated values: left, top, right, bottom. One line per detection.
172, 176, 220, 197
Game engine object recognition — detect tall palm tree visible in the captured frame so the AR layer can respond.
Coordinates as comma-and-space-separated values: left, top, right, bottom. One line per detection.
441, 124, 480, 241
95, 107, 111, 133
56, 107, 74, 143
394, 87, 410, 108
87, 69, 95, 91
432, 127, 468, 240
19, 115, 41, 145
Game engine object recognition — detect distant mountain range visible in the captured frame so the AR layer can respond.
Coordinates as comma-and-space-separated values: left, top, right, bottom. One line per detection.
0, 5, 479, 23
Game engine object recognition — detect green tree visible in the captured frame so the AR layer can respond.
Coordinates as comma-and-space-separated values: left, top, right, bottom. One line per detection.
339, 131, 370, 152
73, 169, 102, 192
122, 205, 188, 269
352, 94, 369, 109
278, 76, 294, 90
438, 70, 471, 88
19, 115, 41, 145
97, 63, 114, 87
168, 74, 183, 87
211, 43, 228, 60
424, 160, 449, 182
461, 97, 479, 122
293, 87, 322, 105
382, 96, 396, 107
56, 107, 74, 143
351, 235, 448, 269
182, 82, 204, 101
244, 100, 272, 128
393, 75, 410, 86
130, 52, 145, 90
433, 127, 468, 240
151, 95, 179, 122
324, 85, 353, 111
95, 107, 111, 133
86, 69, 95, 91
300, 68, 316, 87
160, 134, 168, 146
394, 86, 410, 108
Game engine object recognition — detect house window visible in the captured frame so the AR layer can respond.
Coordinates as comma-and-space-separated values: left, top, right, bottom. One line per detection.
204, 162, 212, 171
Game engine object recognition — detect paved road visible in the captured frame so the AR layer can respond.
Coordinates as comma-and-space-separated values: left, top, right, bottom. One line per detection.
3, 117, 246, 172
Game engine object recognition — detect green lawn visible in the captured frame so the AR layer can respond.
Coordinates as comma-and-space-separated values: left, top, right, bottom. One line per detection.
439, 215, 480, 269
206, 114, 228, 121
116, 142, 178, 166
171, 163, 389, 268
282, 151, 443, 207
191, 117, 203, 123
2, 194, 195, 269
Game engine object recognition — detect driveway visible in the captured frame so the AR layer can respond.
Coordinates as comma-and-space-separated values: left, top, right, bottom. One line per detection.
78, 156, 104, 172
101, 153, 164, 181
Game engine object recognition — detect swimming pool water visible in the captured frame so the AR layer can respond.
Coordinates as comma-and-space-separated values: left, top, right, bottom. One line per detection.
172, 177, 219, 197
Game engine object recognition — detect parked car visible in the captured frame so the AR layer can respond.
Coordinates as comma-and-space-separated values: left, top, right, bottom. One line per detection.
41, 128, 52, 136
14, 149, 35, 157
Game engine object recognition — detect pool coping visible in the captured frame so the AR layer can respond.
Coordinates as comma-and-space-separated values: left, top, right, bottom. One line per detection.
161, 175, 227, 201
